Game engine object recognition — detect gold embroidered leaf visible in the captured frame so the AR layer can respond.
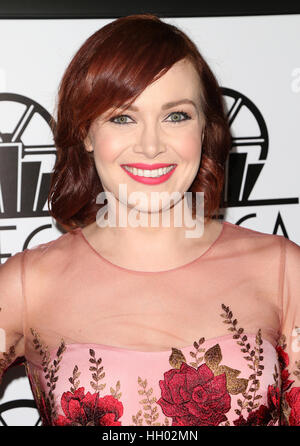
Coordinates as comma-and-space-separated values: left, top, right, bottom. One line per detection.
146, 388, 153, 396
215, 365, 248, 395
204, 344, 222, 368
169, 347, 186, 369
139, 399, 148, 404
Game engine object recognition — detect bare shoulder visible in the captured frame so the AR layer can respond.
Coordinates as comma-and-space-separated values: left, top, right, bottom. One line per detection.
21, 230, 76, 275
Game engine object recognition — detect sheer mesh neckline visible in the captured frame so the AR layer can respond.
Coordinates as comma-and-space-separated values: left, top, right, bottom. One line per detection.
46, 332, 275, 357
76, 220, 228, 274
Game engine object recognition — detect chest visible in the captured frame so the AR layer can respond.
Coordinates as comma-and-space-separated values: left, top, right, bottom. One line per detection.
32, 270, 281, 351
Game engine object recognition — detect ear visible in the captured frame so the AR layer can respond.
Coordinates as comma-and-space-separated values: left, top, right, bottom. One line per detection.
84, 134, 93, 153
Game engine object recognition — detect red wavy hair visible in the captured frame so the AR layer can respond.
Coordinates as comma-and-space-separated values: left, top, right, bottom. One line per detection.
48, 13, 231, 231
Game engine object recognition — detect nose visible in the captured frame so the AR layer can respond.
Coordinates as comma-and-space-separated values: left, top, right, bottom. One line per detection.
133, 119, 167, 158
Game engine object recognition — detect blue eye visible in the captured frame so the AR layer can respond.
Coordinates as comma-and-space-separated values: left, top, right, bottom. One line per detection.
166, 111, 191, 123
109, 114, 133, 125
109, 110, 191, 125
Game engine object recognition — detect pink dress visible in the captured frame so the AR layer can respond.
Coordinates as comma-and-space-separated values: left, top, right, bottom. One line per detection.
1, 220, 300, 426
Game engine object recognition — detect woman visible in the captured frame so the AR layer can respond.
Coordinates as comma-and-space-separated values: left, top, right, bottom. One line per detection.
1, 13, 300, 427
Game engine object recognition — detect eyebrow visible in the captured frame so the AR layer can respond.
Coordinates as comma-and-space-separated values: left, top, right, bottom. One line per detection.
117, 99, 198, 112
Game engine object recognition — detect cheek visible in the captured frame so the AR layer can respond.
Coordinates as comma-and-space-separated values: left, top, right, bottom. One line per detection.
175, 133, 202, 161
93, 133, 124, 163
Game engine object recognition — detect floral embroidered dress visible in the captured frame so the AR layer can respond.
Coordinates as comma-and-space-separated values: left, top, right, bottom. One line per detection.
1, 220, 300, 426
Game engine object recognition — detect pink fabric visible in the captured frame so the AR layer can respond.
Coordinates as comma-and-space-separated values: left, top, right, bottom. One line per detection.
1, 220, 300, 426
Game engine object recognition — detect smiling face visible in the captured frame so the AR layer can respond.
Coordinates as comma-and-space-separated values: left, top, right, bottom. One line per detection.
84, 58, 205, 215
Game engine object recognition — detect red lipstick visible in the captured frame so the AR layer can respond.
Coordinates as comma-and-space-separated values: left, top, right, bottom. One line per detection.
120, 163, 177, 185
121, 163, 175, 170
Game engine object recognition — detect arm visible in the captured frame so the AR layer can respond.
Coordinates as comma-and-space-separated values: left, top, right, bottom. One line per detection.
0, 251, 25, 385
277, 235, 300, 425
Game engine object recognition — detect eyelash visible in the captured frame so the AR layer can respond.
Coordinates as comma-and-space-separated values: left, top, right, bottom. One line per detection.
109, 111, 192, 125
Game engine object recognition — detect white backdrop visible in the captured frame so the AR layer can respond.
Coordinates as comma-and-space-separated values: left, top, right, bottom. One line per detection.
0, 15, 299, 425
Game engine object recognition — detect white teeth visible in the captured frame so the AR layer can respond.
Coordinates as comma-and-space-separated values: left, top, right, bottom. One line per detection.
123, 165, 175, 178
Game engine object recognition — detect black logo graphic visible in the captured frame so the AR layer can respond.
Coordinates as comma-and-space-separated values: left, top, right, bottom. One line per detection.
0, 399, 41, 426
221, 87, 299, 208
0, 93, 56, 219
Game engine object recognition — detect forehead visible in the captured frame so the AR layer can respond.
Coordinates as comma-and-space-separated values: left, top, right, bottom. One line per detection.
98, 58, 203, 121
138, 59, 201, 101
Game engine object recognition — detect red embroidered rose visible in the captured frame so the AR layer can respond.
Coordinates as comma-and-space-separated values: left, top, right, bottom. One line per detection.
54, 387, 123, 426
233, 405, 272, 426
276, 346, 294, 391
157, 362, 231, 426
285, 386, 300, 426
233, 385, 279, 426
276, 345, 289, 369
267, 384, 280, 414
